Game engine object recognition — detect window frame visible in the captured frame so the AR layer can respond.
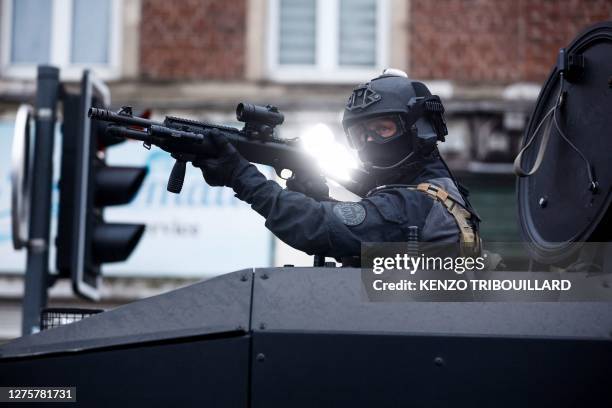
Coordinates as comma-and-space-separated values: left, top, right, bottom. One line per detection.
267, 0, 389, 83
0, 0, 122, 80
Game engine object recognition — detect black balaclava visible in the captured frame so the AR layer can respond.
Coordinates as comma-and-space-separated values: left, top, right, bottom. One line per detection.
357, 127, 414, 168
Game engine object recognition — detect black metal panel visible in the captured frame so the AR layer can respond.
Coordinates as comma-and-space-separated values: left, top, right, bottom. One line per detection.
0, 334, 249, 408
0, 270, 253, 358
1, 265, 611, 406
251, 267, 612, 339
251, 331, 612, 407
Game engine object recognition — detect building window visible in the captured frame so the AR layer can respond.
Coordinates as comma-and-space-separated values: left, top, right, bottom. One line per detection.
268, 0, 388, 82
1, 0, 121, 80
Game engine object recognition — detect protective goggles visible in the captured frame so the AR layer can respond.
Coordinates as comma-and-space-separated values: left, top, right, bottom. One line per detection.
346, 115, 404, 151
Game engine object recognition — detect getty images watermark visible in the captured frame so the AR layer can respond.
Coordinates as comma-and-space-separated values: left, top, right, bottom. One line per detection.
361, 242, 612, 302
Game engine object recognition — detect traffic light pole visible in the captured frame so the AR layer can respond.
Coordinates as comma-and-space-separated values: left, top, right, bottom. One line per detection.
21, 66, 60, 335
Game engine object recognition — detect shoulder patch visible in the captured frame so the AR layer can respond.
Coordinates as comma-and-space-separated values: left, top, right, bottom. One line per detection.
332, 202, 366, 226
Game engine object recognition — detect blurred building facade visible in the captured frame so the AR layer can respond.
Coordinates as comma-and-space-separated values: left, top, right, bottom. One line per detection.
0, 0, 610, 339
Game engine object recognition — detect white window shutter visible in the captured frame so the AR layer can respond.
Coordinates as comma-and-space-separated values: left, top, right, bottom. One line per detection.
71, 0, 111, 64
338, 0, 377, 67
10, 0, 53, 64
278, 0, 317, 65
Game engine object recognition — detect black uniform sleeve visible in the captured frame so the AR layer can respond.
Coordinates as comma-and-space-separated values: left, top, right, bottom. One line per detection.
232, 163, 434, 258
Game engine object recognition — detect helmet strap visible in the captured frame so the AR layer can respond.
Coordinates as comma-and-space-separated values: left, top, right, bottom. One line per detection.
369, 151, 416, 171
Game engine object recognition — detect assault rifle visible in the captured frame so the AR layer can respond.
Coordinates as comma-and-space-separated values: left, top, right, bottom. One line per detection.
89, 103, 365, 195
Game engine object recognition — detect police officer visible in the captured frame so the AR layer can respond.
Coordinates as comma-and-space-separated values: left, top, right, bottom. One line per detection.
193, 69, 480, 259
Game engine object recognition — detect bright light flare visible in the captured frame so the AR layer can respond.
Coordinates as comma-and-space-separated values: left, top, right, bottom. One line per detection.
300, 123, 358, 181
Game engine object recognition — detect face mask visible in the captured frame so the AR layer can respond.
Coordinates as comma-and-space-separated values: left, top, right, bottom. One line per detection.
358, 133, 413, 167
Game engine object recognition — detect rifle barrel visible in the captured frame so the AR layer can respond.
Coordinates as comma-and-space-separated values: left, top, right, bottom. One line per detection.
88, 107, 159, 128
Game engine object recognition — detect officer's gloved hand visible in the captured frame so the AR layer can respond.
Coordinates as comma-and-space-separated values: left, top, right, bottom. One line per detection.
286, 172, 331, 201
192, 129, 251, 187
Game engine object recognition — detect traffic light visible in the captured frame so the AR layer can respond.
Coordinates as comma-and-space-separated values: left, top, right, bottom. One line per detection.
57, 70, 148, 300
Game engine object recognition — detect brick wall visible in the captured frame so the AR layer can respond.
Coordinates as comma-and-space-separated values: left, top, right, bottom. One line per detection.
136, 0, 610, 83
410, 0, 612, 84
139, 0, 246, 80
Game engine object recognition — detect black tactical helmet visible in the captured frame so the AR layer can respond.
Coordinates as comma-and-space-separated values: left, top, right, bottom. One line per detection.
342, 69, 448, 167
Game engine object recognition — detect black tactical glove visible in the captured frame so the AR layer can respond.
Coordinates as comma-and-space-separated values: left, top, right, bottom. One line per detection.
285, 171, 331, 201
192, 128, 251, 187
